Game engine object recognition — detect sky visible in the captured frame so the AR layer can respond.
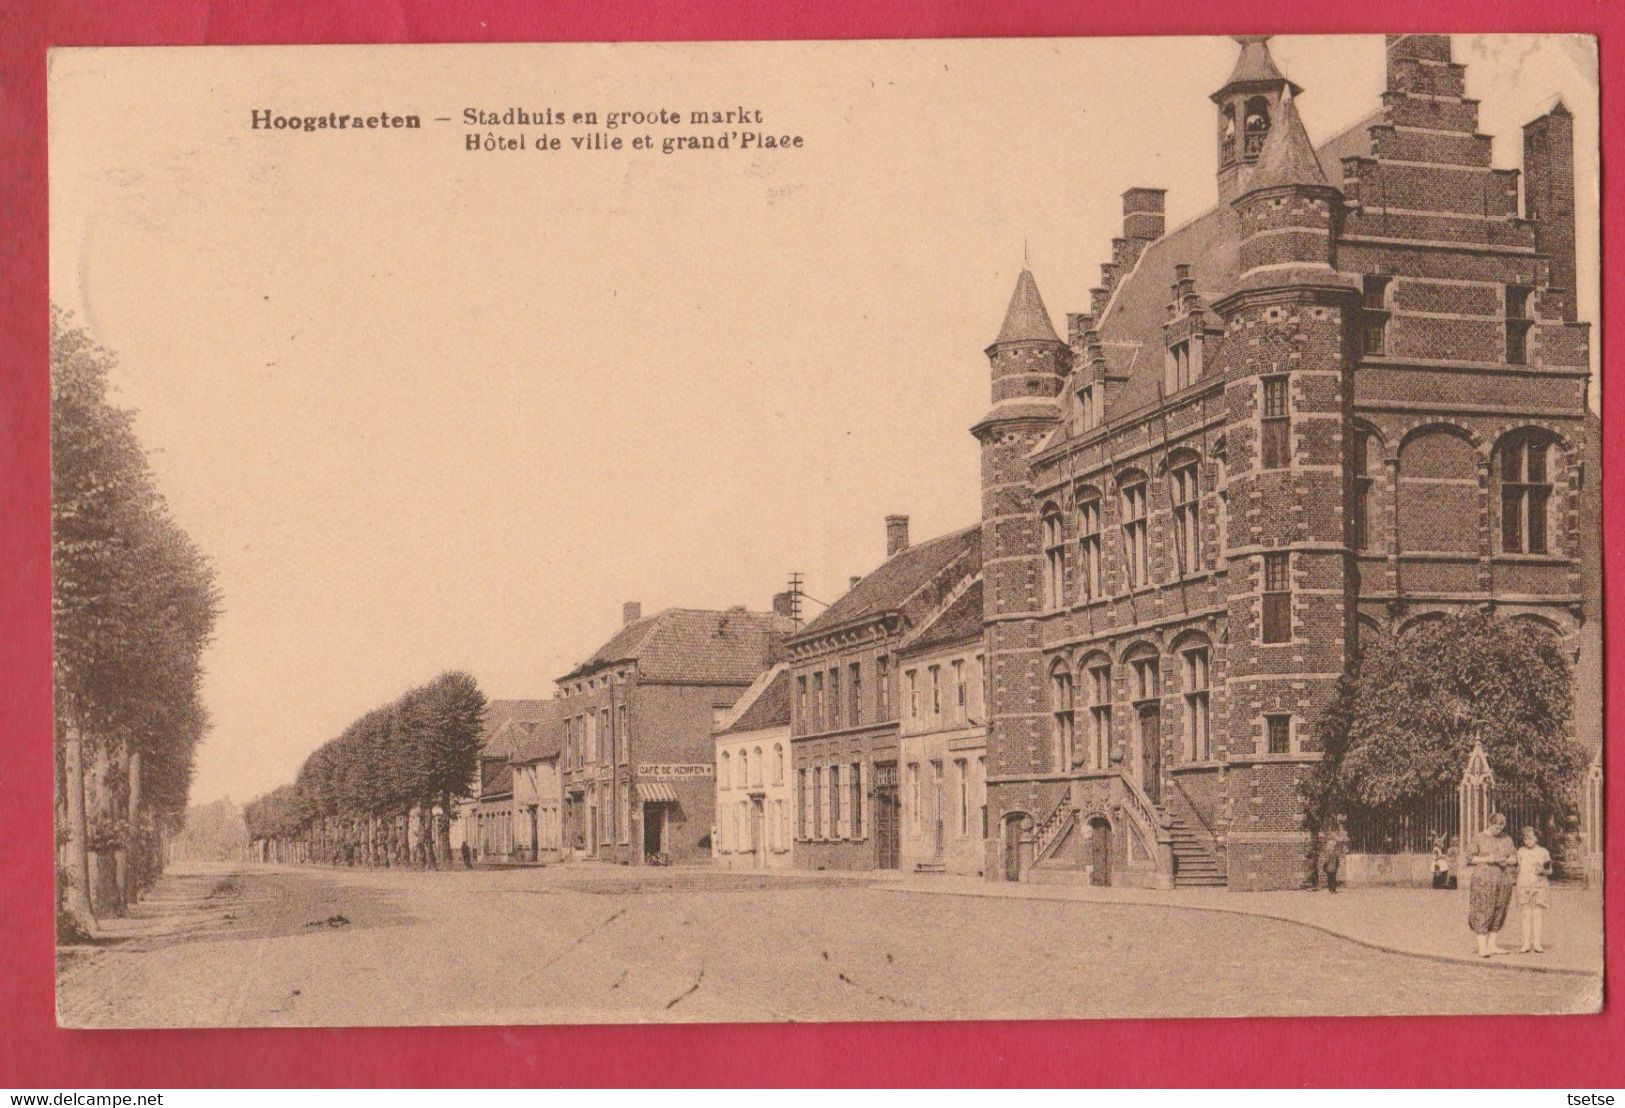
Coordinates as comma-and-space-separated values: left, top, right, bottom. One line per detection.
47, 35, 1600, 809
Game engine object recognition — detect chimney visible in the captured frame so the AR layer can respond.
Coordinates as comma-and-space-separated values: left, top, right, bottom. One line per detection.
885, 514, 910, 557
850, 575, 863, 591
1524, 100, 1577, 323
622, 601, 642, 625
771, 591, 794, 618
1123, 187, 1167, 244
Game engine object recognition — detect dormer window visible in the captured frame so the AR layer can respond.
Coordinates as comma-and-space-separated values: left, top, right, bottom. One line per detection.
1166, 338, 1202, 394
1077, 383, 1099, 432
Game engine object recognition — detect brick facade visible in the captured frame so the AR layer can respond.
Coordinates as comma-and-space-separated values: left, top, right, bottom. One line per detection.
977, 35, 1597, 891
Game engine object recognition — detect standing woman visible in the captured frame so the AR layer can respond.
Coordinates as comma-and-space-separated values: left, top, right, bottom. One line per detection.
1467, 811, 1518, 956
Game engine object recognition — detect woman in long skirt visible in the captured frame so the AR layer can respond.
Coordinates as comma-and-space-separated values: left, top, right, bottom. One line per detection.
1468, 811, 1518, 956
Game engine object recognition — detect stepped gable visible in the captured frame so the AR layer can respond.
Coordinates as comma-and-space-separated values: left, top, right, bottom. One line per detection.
717, 663, 791, 734
1094, 113, 1375, 420
790, 525, 980, 642
560, 607, 796, 685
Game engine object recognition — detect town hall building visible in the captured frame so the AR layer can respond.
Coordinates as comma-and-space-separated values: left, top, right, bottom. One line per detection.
976, 35, 1598, 890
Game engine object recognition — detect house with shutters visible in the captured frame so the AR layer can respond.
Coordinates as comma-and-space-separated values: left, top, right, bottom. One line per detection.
555, 601, 797, 865
712, 663, 794, 870
785, 516, 982, 871
974, 35, 1598, 890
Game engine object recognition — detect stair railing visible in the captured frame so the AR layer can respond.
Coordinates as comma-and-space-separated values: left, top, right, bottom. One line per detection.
1031, 794, 1075, 864
1117, 771, 1175, 881
1172, 775, 1218, 843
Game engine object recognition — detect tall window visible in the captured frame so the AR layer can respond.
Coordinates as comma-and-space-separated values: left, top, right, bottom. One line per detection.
907, 763, 920, 826
773, 743, 785, 785
953, 659, 967, 720
929, 665, 942, 718
617, 704, 628, 762
1262, 551, 1291, 643
1120, 477, 1149, 588
1078, 383, 1100, 432
977, 756, 988, 839
1077, 493, 1102, 601
1266, 713, 1292, 755
1052, 666, 1075, 770
812, 672, 824, 732
1361, 275, 1391, 357
956, 758, 969, 834
1505, 285, 1532, 365
719, 751, 730, 791
828, 667, 841, 729
796, 676, 807, 734
850, 762, 862, 838
1261, 376, 1290, 470
829, 764, 842, 837
1170, 459, 1201, 575
977, 653, 989, 720
813, 767, 824, 838
601, 708, 612, 766
1167, 339, 1200, 393
905, 669, 919, 721
797, 769, 808, 838
1088, 663, 1112, 769
849, 661, 862, 726
584, 712, 598, 764
877, 655, 891, 720
752, 746, 763, 788
1501, 435, 1552, 554
1042, 506, 1065, 610
1351, 428, 1375, 551
1130, 655, 1159, 704
738, 749, 748, 788
1182, 647, 1211, 762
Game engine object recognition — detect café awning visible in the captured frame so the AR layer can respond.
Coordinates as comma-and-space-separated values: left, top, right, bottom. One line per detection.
637, 782, 679, 804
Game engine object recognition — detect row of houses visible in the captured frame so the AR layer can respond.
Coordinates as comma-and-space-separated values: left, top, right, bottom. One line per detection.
454, 35, 1602, 889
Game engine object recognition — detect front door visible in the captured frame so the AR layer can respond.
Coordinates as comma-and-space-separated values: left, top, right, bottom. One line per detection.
873, 762, 900, 870
1003, 813, 1025, 881
751, 798, 765, 868
643, 804, 664, 858
1138, 704, 1162, 805
1090, 817, 1112, 886
931, 760, 945, 860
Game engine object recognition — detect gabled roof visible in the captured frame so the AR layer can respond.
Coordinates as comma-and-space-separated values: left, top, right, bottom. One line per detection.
791, 525, 981, 644
1091, 112, 1375, 422
716, 663, 791, 735
481, 699, 553, 753
1247, 88, 1328, 192
897, 579, 984, 659
510, 700, 564, 763
559, 607, 796, 685
992, 269, 1063, 346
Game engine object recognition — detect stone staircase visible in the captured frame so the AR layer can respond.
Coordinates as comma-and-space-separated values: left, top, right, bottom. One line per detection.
1167, 807, 1226, 887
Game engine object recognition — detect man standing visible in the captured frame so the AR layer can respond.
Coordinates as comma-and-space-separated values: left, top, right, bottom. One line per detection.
1320, 818, 1350, 894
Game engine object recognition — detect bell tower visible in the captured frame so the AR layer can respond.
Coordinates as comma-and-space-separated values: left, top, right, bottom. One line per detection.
1211, 36, 1302, 204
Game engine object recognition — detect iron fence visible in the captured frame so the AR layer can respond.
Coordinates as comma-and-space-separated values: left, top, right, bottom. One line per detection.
1345, 785, 1563, 855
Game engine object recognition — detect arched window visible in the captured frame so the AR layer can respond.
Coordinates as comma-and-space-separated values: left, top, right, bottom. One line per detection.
737, 749, 748, 788
1076, 490, 1102, 601
1042, 505, 1065, 610
719, 751, 731, 791
752, 746, 764, 787
1084, 658, 1113, 770
1499, 431, 1556, 554
1243, 96, 1271, 157
1119, 475, 1150, 588
1051, 664, 1075, 771
1169, 456, 1201, 574
773, 743, 785, 785
1220, 103, 1237, 163
1181, 643, 1211, 762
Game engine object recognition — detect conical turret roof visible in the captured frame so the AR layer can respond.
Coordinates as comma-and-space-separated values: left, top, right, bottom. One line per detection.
1246, 86, 1329, 191
1211, 36, 1302, 101
992, 268, 1062, 345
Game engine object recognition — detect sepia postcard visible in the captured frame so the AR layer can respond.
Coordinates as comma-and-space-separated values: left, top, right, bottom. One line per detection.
49, 34, 1603, 1028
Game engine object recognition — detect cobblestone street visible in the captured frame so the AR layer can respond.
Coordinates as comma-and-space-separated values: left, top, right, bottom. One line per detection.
55, 862, 1599, 1027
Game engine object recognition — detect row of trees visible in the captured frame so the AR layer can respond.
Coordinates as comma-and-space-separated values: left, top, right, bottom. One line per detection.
53, 310, 221, 937
243, 671, 487, 868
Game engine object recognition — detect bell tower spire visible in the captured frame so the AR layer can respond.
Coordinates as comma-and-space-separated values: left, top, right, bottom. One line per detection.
1211, 36, 1303, 203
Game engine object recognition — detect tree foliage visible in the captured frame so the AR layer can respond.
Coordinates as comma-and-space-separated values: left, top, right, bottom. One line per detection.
1307, 611, 1586, 822
52, 309, 220, 922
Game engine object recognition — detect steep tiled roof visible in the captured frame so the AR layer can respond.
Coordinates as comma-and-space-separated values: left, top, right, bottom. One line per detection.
510, 699, 563, 763
898, 579, 984, 658
1218, 37, 1300, 93
560, 608, 795, 685
992, 269, 1063, 346
481, 699, 553, 752
1096, 113, 1375, 421
717, 664, 791, 735
791, 525, 980, 642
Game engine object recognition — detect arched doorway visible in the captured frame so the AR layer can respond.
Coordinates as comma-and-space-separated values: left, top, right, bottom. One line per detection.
1088, 817, 1112, 886
1002, 812, 1029, 881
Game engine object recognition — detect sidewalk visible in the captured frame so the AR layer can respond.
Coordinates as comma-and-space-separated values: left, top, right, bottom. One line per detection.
873, 874, 1604, 976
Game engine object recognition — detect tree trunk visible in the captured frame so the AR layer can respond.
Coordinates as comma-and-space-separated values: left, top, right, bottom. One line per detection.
61, 714, 96, 931
121, 748, 143, 907
438, 791, 454, 869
